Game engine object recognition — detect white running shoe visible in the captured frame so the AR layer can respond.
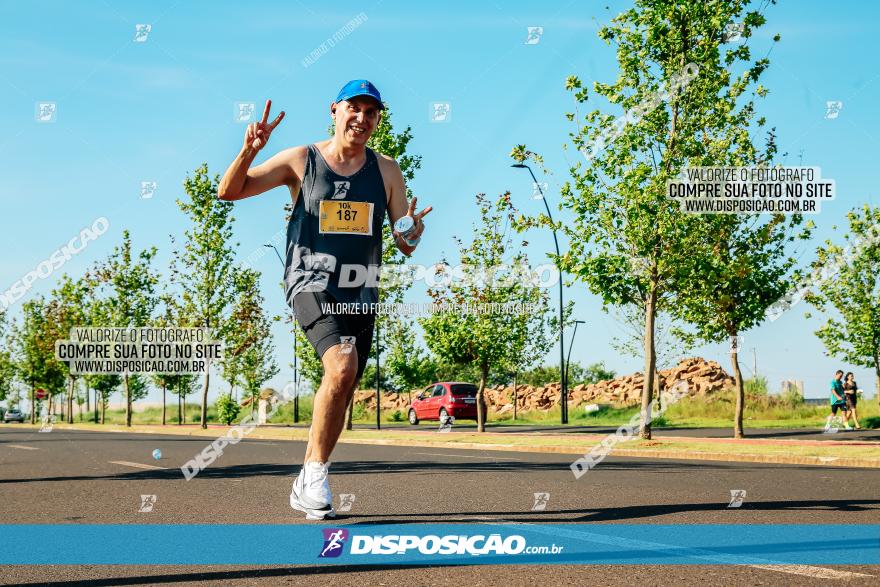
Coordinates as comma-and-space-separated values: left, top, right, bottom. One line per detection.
289, 461, 335, 520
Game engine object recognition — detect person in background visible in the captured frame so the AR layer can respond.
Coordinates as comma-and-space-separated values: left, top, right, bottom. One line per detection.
825, 369, 851, 432
842, 372, 862, 430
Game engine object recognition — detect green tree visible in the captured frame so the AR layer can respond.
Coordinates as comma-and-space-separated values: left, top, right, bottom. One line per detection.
360, 361, 395, 392
630, 4, 813, 438
804, 205, 880, 403
432, 360, 508, 387
93, 231, 160, 426
14, 298, 65, 423
420, 193, 553, 432
609, 305, 699, 413
0, 310, 18, 405
512, 0, 786, 438
173, 373, 199, 424
292, 322, 323, 393
90, 374, 120, 424
173, 164, 238, 429
84, 290, 121, 424
215, 392, 240, 425
384, 317, 438, 397
518, 362, 616, 387
677, 210, 810, 437
218, 271, 250, 402
234, 270, 279, 412
45, 274, 92, 423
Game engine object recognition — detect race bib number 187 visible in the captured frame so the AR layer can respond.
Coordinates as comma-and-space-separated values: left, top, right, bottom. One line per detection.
319, 200, 374, 235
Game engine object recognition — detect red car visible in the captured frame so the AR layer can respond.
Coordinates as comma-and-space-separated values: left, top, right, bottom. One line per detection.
408, 382, 478, 424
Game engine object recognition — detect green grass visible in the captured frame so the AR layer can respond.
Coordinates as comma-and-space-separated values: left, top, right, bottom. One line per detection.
93, 403, 217, 425
661, 390, 879, 428
52, 389, 880, 429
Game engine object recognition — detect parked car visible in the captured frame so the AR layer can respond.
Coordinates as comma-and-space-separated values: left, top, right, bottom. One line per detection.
408, 382, 478, 425
3, 408, 25, 423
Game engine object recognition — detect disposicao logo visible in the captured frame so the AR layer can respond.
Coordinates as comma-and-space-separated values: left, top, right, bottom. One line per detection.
319, 528, 349, 558
349, 534, 528, 555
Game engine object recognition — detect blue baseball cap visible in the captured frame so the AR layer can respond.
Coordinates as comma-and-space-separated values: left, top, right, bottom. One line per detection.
335, 79, 385, 110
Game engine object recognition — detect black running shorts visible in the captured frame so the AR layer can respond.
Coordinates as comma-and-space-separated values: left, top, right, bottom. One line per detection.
831, 402, 848, 415
291, 290, 375, 380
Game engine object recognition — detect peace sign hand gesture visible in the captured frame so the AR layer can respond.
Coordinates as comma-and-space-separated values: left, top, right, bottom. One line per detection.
393, 196, 433, 242
244, 99, 285, 153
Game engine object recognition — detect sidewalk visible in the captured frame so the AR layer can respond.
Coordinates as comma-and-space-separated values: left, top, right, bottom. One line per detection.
31, 422, 880, 469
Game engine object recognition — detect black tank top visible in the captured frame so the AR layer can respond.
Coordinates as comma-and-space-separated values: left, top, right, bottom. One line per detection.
284, 144, 386, 307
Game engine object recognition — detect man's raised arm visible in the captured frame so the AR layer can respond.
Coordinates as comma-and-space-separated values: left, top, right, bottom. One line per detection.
218, 99, 295, 201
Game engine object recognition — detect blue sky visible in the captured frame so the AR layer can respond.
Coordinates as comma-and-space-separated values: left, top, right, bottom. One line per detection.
1, 0, 878, 402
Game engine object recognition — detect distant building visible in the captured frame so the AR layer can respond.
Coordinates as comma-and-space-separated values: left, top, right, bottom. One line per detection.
778, 379, 804, 399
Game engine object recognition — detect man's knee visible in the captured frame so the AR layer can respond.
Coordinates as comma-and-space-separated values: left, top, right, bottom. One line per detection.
321, 347, 359, 394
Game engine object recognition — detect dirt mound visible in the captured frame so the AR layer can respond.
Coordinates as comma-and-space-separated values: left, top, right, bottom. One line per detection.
354, 357, 736, 413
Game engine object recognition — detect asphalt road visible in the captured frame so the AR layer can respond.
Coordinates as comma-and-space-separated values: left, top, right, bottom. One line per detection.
1, 427, 878, 586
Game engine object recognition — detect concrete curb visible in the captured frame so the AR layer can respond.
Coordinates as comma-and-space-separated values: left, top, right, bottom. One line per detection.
35, 423, 880, 469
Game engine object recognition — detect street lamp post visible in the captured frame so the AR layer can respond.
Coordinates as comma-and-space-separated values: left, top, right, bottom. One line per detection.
511, 163, 568, 424
264, 244, 298, 424
566, 320, 586, 392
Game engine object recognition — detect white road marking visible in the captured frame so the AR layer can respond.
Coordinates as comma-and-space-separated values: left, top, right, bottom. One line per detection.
109, 460, 165, 470
5, 444, 39, 450
473, 517, 874, 579
414, 452, 523, 461
750, 564, 873, 579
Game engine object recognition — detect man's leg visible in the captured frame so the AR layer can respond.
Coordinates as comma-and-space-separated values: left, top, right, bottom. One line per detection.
304, 342, 359, 465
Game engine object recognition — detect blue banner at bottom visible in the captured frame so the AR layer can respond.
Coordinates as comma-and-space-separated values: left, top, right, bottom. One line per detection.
0, 524, 877, 565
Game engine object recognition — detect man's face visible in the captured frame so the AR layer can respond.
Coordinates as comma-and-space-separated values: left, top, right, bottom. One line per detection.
332, 96, 382, 146
835, 372, 843, 381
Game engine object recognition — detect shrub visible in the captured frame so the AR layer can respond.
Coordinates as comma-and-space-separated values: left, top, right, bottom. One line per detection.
216, 393, 240, 425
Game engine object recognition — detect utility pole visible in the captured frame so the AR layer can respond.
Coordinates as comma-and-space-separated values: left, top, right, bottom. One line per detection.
375, 324, 381, 430
512, 163, 568, 424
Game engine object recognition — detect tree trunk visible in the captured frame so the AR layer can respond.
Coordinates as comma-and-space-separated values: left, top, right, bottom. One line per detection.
178, 385, 182, 425
732, 341, 745, 439
200, 371, 209, 429
100, 393, 106, 425
86, 384, 90, 413
183, 395, 186, 424
124, 374, 132, 427
513, 371, 518, 421
875, 359, 879, 408
162, 383, 166, 426
30, 379, 35, 424
640, 285, 658, 439
654, 368, 661, 413
67, 376, 74, 424
345, 395, 354, 431
476, 362, 489, 433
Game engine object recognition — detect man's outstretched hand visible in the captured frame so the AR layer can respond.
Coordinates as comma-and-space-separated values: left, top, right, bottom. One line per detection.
393, 196, 433, 242
244, 99, 285, 153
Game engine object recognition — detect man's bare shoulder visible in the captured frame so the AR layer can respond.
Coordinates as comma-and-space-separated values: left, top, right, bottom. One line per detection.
274, 145, 309, 179
373, 150, 402, 174
284, 144, 309, 163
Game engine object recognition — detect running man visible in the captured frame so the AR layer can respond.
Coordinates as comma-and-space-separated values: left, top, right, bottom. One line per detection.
218, 80, 432, 519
